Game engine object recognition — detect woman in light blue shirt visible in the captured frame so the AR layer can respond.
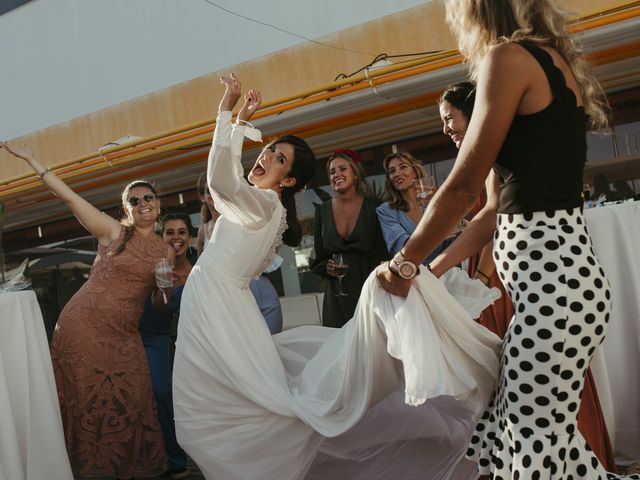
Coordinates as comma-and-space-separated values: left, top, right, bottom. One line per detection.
376, 151, 452, 264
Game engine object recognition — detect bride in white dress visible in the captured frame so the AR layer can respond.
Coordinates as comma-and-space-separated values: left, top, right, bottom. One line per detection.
173, 75, 503, 480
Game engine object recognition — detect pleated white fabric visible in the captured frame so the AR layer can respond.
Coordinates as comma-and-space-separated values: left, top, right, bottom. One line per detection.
0, 291, 73, 480
172, 112, 502, 480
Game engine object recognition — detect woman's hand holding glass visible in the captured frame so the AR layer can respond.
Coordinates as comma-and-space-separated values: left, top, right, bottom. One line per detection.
328, 253, 349, 297
155, 259, 173, 304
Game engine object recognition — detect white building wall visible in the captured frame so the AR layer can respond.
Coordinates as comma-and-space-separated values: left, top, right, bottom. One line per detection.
0, 0, 427, 139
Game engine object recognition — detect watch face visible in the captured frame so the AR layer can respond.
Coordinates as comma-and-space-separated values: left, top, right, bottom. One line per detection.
399, 262, 415, 278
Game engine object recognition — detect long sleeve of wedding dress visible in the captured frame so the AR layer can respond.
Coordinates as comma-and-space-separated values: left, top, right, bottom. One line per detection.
173, 114, 503, 480
206, 111, 279, 227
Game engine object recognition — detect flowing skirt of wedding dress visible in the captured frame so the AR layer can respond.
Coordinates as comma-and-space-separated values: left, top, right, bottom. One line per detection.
173, 266, 502, 480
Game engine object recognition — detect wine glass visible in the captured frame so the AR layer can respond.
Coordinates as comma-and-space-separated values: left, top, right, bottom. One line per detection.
332, 253, 349, 297
414, 176, 436, 209
155, 259, 173, 304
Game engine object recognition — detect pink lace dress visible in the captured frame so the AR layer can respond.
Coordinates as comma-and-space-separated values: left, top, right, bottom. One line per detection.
50, 227, 168, 478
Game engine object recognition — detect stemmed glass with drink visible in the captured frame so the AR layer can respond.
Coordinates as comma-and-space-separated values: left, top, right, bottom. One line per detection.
155, 258, 173, 304
332, 253, 349, 297
414, 176, 436, 209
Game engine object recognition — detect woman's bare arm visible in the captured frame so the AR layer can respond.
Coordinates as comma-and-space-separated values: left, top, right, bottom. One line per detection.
429, 171, 500, 277
1, 141, 121, 245
377, 43, 532, 296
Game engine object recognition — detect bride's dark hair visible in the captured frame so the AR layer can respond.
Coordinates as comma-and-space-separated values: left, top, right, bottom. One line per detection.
439, 81, 476, 122
270, 135, 317, 247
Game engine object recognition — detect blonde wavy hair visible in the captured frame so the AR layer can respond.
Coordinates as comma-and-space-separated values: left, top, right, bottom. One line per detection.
445, 0, 609, 129
383, 151, 427, 212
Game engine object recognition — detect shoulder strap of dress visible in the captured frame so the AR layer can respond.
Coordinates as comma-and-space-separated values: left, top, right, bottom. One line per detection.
515, 40, 573, 105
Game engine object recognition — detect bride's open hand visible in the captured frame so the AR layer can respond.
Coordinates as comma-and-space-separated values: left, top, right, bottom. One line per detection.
237, 89, 262, 123
0, 140, 34, 162
377, 262, 411, 297
219, 73, 242, 112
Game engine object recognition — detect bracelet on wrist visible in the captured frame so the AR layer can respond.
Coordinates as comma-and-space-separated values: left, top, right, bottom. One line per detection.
236, 119, 255, 128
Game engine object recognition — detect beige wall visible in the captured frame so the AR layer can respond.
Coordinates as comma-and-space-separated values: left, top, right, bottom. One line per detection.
0, 0, 624, 180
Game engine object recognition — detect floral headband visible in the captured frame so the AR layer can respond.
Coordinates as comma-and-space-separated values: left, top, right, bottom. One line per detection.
332, 148, 363, 164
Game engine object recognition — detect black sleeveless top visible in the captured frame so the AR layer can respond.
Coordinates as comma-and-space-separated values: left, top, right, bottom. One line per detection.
494, 41, 587, 214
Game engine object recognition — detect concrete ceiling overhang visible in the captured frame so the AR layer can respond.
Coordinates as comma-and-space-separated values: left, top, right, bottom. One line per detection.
2, 12, 640, 236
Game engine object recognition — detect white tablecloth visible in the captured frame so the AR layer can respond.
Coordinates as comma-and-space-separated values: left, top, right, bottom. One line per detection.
586, 201, 640, 462
0, 290, 72, 480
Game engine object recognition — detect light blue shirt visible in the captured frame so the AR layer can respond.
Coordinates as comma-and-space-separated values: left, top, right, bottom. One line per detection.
376, 201, 451, 265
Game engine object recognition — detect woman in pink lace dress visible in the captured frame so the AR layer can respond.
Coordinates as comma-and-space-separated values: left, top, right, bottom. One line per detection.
1, 141, 171, 478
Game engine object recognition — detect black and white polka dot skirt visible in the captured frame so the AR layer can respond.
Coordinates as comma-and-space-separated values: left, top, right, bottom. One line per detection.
466, 208, 640, 479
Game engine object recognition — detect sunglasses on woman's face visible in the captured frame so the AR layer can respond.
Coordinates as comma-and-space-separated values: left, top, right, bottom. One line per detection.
127, 193, 156, 207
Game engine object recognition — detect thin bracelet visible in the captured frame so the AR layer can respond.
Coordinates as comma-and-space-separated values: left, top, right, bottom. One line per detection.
236, 119, 255, 129
38, 168, 52, 180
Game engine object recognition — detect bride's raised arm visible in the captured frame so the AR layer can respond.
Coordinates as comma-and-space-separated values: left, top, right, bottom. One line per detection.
207, 74, 275, 226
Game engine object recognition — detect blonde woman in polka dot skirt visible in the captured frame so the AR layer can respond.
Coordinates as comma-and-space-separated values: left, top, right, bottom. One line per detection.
378, 0, 639, 478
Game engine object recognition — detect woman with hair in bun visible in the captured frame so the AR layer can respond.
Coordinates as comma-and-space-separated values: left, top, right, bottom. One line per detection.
196, 172, 283, 334
0, 142, 171, 478
172, 74, 503, 480
311, 149, 389, 328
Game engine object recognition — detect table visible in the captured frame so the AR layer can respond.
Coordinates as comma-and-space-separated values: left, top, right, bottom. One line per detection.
586, 201, 640, 462
0, 290, 73, 480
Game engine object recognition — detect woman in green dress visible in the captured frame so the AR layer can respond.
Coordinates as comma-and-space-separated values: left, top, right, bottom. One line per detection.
311, 149, 389, 328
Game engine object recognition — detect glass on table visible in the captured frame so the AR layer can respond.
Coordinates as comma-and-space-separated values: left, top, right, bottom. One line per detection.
414, 176, 436, 208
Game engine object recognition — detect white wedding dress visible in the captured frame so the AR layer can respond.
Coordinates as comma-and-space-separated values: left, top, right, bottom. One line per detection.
173, 112, 503, 480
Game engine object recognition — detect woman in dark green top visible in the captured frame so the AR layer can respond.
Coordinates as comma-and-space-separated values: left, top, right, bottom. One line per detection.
311, 149, 389, 328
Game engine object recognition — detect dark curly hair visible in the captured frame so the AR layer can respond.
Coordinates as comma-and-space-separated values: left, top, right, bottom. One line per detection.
439, 81, 476, 121
161, 211, 194, 236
